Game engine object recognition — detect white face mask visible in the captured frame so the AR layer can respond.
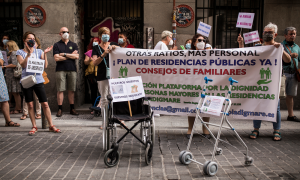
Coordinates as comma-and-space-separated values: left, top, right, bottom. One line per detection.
169, 39, 174, 46
62, 33, 69, 40
197, 42, 205, 50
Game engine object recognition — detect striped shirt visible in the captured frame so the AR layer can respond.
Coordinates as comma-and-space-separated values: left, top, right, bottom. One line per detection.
16, 49, 45, 84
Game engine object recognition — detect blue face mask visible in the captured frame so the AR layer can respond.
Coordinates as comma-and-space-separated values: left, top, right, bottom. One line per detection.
101, 34, 110, 42
93, 42, 98, 46
185, 43, 191, 49
118, 38, 124, 44
2, 39, 9, 45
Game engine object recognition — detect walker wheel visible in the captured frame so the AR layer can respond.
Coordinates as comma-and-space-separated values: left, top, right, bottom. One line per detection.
215, 148, 223, 155
145, 142, 153, 165
181, 151, 193, 165
244, 156, 254, 165
178, 151, 186, 164
104, 149, 120, 167
204, 161, 218, 176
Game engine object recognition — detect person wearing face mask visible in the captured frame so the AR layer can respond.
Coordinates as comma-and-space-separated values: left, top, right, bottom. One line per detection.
281, 27, 300, 123
184, 39, 192, 50
84, 37, 100, 112
16, 31, 60, 135
186, 34, 211, 139
92, 27, 119, 129
245, 23, 291, 141
53, 27, 79, 117
118, 32, 135, 48
154, 30, 178, 50
0, 35, 10, 53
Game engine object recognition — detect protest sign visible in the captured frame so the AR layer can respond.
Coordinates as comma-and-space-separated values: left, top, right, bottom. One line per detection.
109, 76, 145, 102
236, 12, 255, 29
197, 22, 211, 37
201, 96, 225, 116
243, 31, 260, 44
26, 58, 44, 73
110, 46, 283, 122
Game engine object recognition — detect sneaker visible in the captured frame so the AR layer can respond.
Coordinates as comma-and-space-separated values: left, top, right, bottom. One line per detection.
287, 116, 300, 122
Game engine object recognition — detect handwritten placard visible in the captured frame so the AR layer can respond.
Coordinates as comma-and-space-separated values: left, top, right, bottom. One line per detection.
197, 22, 211, 37
26, 58, 44, 73
236, 12, 255, 29
243, 30, 260, 44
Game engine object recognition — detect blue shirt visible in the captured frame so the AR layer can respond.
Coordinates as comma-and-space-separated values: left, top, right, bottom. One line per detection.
281, 40, 300, 71
16, 49, 45, 84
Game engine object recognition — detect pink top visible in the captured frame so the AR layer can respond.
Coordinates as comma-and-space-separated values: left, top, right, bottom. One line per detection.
84, 50, 93, 58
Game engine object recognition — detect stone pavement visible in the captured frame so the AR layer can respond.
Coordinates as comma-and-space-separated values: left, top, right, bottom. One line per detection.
0, 110, 300, 180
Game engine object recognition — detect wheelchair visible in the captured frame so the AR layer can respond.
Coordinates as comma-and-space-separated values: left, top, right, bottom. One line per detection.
102, 95, 155, 167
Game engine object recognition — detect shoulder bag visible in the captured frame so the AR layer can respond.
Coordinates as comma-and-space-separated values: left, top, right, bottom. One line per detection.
20, 50, 38, 88
13, 62, 22, 78
98, 45, 110, 79
285, 45, 300, 82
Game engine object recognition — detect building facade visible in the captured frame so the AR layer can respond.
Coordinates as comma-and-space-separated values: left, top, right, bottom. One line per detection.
1, 0, 299, 111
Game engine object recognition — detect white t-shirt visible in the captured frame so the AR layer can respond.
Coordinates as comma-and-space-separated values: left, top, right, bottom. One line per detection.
154, 41, 169, 50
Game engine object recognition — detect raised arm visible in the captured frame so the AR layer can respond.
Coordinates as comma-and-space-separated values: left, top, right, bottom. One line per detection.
42, 46, 53, 68
237, 34, 244, 48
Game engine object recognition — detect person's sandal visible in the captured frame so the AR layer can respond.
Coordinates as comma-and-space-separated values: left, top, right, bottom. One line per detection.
273, 131, 282, 141
35, 114, 41, 119
249, 130, 259, 139
29, 127, 38, 136
20, 114, 28, 120
5, 121, 20, 127
49, 125, 61, 133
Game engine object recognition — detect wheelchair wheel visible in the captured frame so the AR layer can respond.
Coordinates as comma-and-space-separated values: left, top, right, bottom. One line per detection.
104, 149, 120, 167
140, 122, 146, 144
145, 142, 153, 165
150, 117, 155, 146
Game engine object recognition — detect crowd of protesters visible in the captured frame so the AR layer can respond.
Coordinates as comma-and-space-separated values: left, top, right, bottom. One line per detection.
0, 22, 299, 140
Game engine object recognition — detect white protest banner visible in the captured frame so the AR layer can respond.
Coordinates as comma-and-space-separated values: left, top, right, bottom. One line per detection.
197, 22, 211, 37
201, 96, 225, 116
243, 31, 260, 44
26, 58, 44, 73
110, 46, 283, 122
109, 76, 145, 102
236, 12, 255, 29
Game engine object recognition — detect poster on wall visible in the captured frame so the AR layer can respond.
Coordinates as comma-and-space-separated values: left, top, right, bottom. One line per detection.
175, 4, 194, 28
24, 5, 46, 28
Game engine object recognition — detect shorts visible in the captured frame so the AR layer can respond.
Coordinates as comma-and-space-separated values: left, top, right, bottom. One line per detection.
21, 83, 47, 103
56, 71, 77, 91
284, 73, 298, 96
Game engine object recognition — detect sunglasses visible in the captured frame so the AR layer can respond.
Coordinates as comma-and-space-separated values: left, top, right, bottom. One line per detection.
61, 31, 69, 34
197, 39, 206, 43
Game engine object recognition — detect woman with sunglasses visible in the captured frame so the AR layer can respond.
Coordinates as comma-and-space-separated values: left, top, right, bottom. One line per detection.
17, 31, 61, 135
186, 34, 211, 139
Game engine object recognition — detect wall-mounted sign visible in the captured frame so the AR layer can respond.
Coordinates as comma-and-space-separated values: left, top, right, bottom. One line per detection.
24, 5, 46, 28
175, 4, 194, 28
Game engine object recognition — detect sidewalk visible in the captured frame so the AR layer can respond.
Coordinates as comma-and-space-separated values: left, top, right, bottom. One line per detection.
0, 110, 300, 180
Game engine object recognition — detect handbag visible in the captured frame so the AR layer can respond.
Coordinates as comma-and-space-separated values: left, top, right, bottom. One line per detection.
98, 45, 110, 79
43, 71, 49, 84
280, 70, 286, 98
21, 73, 37, 88
13, 62, 22, 78
285, 45, 300, 82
